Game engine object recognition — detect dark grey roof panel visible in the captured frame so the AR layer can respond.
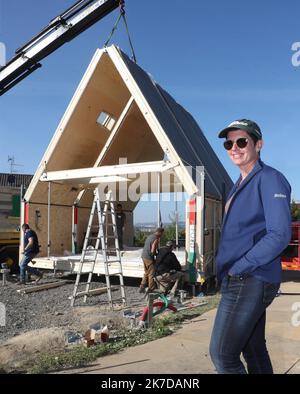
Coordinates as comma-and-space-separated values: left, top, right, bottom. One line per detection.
0, 173, 33, 188
118, 50, 233, 199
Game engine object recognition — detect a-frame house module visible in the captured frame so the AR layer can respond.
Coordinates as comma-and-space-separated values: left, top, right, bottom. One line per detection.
22, 45, 233, 281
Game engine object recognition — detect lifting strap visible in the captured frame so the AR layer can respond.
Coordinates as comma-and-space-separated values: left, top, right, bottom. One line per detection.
104, 0, 137, 63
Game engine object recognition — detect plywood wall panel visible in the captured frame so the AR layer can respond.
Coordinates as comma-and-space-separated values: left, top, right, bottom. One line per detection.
27, 204, 72, 256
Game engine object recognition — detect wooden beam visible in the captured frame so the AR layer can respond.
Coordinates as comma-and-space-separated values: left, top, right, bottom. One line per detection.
16, 280, 70, 294
40, 161, 177, 183
88, 175, 129, 184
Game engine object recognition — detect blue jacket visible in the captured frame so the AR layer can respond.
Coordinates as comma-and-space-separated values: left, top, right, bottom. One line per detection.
216, 159, 291, 283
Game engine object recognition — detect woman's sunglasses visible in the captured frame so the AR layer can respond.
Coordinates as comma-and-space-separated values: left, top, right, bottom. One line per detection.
223, 138, 249, 151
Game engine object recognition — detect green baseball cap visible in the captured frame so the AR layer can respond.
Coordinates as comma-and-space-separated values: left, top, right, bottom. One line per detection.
218, 119, 262, 140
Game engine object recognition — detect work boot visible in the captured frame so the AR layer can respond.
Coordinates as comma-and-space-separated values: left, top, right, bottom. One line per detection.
35, 271, 43, 284
167, 292, 177, 303
17, 280, 26, 285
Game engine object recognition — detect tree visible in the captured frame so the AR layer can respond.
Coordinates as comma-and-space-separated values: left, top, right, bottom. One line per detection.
291, 200, 300, 221
134, 230, 147, 247
160, 211, 184, 246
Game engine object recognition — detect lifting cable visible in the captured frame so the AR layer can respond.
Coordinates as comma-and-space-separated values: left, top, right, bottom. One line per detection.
104, 0, 137, 63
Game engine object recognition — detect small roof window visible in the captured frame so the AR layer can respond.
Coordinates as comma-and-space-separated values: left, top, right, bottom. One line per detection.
96, 111, 116, 131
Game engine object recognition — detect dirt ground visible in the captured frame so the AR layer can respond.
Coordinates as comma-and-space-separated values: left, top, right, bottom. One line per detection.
0, 272, 147, 372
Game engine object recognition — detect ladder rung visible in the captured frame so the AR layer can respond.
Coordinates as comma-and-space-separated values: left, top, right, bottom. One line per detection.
106, 272, 122, 275
75, 287, 109, 297
79, 261, 97, 265
75, 291, 90, 297
76, 270, 94, 274
76, 281, 94, 286
106, 259, 121, 263
80, 254, 97, 258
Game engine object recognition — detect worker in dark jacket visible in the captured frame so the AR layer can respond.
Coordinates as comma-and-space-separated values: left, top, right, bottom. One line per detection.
116, 203, 126, 250
154, 240, 185, 298
209, 119, 291, 374
18, 224, 43, 285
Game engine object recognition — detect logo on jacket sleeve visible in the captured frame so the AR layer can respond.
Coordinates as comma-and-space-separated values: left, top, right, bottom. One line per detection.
274, 193, 287, 198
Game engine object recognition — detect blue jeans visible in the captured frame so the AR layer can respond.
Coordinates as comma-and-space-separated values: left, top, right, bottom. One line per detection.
209, 274, 280, 374
19, 253, 39, 281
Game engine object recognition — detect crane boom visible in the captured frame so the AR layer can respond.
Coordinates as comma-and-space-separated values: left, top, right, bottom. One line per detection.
0, 0, 119, 96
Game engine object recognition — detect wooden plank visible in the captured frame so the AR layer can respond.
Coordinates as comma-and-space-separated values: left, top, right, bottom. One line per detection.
73, 286, 119, 298
16, 280, 70, 294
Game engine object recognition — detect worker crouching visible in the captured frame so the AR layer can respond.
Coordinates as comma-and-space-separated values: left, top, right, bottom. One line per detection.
154, 240, 185, 300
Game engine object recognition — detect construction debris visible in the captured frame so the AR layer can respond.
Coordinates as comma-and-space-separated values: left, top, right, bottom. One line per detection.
84, 328, 96, 347
66, 332, 84, 346
122, 309, 140, 328
100, 325, 109, 343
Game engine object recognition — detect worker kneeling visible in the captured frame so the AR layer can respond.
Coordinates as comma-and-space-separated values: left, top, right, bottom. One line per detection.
154, 240, 185, 299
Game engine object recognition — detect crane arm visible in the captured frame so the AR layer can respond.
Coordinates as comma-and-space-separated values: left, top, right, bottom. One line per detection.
0, 0, 120, 96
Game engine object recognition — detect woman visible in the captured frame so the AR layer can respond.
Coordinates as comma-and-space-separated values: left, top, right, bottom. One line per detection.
209, 119, 291, 374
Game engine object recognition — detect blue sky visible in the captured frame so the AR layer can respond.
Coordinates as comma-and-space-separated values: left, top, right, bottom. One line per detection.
1, 0, 300, 223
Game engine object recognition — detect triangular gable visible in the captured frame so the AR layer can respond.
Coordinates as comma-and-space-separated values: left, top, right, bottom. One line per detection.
25, 45, 232, 205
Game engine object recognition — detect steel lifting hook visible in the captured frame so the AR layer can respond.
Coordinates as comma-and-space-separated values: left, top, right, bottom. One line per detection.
119, 0, 125, 15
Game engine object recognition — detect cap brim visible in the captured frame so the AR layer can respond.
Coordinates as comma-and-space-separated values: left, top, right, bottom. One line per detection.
218, 126, 262, 140
218, 127, 238, 138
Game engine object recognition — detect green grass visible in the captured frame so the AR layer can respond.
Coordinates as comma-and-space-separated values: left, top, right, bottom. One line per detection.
25, 294, 220, 374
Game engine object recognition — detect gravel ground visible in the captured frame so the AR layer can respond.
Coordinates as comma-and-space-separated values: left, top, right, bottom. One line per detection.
0, 272, 145, 343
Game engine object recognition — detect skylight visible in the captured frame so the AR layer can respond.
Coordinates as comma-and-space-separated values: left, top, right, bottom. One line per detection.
96, 111, 116, 131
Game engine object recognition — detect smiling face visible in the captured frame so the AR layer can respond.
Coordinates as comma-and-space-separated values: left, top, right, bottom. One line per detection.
226, 129, 263, 169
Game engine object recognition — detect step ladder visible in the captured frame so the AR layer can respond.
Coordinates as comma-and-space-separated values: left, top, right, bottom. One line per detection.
70, 188, 126, 308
